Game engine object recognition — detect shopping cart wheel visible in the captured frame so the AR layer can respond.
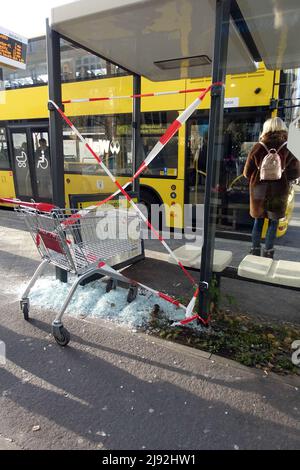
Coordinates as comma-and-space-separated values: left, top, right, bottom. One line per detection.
127, 285, 138, 303
106, 278, 117, 293
52, 325, 70, 347
20, 298, 30, 321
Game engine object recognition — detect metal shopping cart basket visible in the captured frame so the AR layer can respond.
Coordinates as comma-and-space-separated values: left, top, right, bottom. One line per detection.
13, 201, 144, 346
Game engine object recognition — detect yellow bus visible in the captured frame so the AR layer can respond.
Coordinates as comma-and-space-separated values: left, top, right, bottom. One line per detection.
0, 35, 294, 235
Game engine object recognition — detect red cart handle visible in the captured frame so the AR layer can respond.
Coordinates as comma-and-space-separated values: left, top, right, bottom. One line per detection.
0, 198, 56, 213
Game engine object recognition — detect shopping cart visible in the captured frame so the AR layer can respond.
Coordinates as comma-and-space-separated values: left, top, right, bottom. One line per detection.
12, 201, 144, 346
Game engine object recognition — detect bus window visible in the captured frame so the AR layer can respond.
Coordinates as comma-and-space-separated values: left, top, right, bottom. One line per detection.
186, 119, 208, 204
2, 36, 129, 90
3, 37, 48, 89
0, 128, 10, 170
220, 115, 264, 192
32, 132, 52, 200
186, 110, 268, 229
61, 61, 75, 82
11, 132, 33, 198
141, 111, 178, 177
63, 114, 133, 176
61, 38, 127, 82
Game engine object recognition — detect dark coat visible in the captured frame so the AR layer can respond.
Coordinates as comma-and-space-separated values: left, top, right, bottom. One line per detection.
243, 130, 300, 219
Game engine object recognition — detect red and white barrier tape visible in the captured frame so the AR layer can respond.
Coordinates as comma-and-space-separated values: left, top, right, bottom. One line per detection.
0, 198, 55, 213
62, 86, 206, 104
49, 82, 222, 325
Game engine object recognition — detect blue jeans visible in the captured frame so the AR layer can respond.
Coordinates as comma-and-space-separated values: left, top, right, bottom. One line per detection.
252, 218, 278, 251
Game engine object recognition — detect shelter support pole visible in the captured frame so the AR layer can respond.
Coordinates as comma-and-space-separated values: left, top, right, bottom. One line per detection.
198, 0, 231, 321
132, 75, 141, 200
46, 19, 67, 283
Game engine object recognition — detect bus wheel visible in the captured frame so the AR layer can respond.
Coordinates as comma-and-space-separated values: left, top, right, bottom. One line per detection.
139, 188, 163, 230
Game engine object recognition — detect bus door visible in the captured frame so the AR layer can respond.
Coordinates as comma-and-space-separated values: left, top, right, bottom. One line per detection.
9, 126, 52, 202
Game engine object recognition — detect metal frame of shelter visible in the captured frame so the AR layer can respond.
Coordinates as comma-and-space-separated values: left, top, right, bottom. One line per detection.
45, 0, 262, 322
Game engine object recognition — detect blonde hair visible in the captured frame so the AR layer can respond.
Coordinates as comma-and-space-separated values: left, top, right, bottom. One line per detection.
260, 117, 287, 139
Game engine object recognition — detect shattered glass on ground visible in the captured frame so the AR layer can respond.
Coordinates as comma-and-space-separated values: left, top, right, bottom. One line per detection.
23, 276, 185, 329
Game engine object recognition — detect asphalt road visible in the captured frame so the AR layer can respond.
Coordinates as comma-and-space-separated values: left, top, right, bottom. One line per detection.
0, 210, 299, 450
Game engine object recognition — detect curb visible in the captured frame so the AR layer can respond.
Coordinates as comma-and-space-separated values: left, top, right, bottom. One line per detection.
76, 315, 300, 388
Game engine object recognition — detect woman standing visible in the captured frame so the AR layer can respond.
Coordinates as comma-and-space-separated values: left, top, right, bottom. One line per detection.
243, 117, 300, 258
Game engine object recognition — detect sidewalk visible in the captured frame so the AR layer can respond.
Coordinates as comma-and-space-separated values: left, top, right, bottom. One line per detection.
0, 436, 20, 450
0, 213, 299, 449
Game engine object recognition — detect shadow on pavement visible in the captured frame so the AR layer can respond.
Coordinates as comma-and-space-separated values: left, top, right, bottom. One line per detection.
0, 319, 299, 450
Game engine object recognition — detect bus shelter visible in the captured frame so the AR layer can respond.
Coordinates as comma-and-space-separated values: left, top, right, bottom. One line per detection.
47, 0, 300, 321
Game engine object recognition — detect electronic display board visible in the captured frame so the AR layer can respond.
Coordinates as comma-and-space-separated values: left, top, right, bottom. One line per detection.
0, 26, 27, 70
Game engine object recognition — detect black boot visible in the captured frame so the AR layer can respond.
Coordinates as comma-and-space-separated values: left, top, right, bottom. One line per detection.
263, 249, 274, 259
250, 247, 261, 256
